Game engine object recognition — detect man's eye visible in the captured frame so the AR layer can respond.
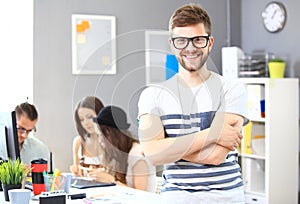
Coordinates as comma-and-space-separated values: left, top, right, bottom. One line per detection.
194, 37, 205, 43
176, 39, 186, 43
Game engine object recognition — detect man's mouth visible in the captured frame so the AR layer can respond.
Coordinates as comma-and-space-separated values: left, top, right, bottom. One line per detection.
184, 55, 199, 59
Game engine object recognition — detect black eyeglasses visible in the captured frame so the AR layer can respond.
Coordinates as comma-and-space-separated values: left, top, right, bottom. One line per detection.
171, 35, 210, 49
17, 126, 36, 135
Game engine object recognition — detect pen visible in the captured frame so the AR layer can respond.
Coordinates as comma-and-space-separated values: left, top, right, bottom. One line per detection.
51, 168, 60, 191
48, 152, 53, 175
82, 198, 92, 204
43, 171, 50, 191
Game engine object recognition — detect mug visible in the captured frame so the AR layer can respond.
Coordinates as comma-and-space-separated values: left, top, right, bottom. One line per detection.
31, 158, 48, 195
8, 189, 31, 204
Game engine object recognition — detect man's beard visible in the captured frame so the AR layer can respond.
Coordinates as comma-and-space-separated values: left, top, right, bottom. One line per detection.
178, 50, 209, 72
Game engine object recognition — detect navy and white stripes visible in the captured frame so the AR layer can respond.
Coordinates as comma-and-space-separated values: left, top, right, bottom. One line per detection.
160, 112, 243, 193
138, 72, 247, 194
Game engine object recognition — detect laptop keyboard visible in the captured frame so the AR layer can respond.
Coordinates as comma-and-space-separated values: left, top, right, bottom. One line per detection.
71, 177, 115, 189
71, 178, 99, 186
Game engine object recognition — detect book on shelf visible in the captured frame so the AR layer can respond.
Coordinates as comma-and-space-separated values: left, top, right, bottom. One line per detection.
242, 121, 265, 156
243, 121, 252, 154
246, 84, 265, 119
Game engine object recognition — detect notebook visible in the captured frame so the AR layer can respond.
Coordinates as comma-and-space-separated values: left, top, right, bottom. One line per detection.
24, 177, 33, 191
71, 177, 115, 189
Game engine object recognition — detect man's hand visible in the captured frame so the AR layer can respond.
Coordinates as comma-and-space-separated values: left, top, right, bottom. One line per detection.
209, 113, 243, 151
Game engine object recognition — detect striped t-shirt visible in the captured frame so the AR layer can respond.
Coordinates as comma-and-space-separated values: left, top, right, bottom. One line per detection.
138, 72, 248, 193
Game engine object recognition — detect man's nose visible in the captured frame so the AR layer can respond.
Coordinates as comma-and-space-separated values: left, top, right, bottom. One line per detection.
185, 40, 198, 51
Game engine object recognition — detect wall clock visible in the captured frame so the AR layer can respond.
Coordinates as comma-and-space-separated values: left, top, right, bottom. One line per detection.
261, 1, 286, 33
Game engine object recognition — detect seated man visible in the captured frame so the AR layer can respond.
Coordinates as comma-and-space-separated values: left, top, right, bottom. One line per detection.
15, 102, 49, 167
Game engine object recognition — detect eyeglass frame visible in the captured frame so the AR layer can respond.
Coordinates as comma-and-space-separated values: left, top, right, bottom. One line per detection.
171, 35, 211, 49
16, 126, 36, 135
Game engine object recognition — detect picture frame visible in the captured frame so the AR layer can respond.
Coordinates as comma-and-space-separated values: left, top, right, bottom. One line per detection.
72, 14, 116, 75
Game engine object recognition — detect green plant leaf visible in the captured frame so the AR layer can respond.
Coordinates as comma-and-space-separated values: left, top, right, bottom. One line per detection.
270, 58, 285, 63
0, 158, 31, 185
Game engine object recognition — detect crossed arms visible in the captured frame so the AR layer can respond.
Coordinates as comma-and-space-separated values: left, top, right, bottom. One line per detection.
138, 112, 244, 166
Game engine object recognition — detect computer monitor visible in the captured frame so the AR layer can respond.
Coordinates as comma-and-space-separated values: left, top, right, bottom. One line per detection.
0, 111, 20, 162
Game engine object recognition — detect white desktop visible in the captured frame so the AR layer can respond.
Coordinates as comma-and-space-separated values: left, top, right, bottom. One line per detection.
0, 185, 161, 203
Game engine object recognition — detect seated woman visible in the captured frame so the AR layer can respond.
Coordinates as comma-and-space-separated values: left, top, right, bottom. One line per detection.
69, 96, 105, 176
88, 105, 156, 192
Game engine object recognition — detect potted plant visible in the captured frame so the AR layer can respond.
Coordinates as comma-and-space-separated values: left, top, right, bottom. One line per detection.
268, 57, 286, 78
0, 158, 31, 201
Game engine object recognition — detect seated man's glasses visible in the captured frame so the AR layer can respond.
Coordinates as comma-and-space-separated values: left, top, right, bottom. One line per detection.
17, 126, 36, 135
171, 35, 210, 49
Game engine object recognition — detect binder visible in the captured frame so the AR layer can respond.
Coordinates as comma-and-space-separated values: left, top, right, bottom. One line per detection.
246, 85, 265, 119
243, 122, 252, 154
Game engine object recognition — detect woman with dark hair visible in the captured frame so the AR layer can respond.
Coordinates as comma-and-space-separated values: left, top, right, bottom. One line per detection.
88, 106, 156, 192
69, 96, 105, 176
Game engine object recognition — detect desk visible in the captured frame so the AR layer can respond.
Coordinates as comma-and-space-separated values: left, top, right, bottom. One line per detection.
0, 185, 161, 203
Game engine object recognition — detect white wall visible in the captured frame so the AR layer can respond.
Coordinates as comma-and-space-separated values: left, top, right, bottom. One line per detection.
34, 0, 230, 172
0, 0, 33, 111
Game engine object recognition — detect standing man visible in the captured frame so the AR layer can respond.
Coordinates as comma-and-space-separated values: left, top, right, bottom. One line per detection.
138, 3, 247, 203
15, 102, 49, 167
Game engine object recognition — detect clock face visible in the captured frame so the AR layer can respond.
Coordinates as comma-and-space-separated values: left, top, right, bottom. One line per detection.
262, 2, 286, 33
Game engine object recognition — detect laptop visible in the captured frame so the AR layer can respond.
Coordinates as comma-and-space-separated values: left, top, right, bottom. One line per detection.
71, 177, 115, 189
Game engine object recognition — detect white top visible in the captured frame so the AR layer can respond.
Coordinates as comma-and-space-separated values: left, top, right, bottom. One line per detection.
138, 72, 247, 202
77, 145, 103, 166
126, 143, 156, 193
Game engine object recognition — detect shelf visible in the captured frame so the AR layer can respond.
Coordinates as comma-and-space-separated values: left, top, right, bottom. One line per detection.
145, 30, 171, 85
238, 77, 269, 84
239, 153, 265, 160
245, 190, 266, 197
239, 78, 299, 203
248, 117, 265, 123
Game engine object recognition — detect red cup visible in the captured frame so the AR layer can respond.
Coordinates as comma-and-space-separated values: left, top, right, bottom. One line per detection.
31, 159, 47, 195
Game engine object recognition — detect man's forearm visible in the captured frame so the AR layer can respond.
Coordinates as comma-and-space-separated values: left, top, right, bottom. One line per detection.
184, 113, 244, 165
139, 113, 242, 165
139, 114, 214, 165
183, 143, 230, 165
141, 129, 214, 165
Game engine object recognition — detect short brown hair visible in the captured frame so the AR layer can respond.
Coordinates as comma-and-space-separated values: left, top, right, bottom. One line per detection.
15, 102, 38, 121
169, 3, 211, 35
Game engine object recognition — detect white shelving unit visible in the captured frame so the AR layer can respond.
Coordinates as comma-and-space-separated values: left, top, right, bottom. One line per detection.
239, 78, 299, 204
145, 30, 171, 85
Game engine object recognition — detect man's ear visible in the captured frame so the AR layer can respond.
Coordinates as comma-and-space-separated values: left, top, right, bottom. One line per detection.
169, 38, 174, 52
208, 36, 214, 52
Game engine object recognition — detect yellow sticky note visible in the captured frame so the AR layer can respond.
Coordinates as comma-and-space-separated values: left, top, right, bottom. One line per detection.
102, 56, 110, 66
77, 33, 86, 44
